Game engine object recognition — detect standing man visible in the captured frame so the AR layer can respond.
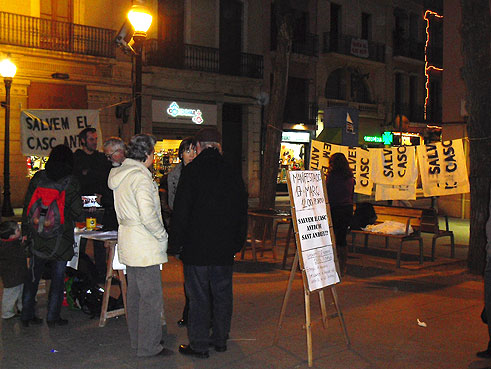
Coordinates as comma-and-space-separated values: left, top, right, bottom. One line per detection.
478, 185, 491, 358
73, 127, 112, 282
171, 127, 248, 359
102, 138, 126, 231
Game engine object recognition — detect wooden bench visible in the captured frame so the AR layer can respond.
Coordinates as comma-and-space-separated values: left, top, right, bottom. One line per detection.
419, 208, 455, 261
349, 205, 424, 268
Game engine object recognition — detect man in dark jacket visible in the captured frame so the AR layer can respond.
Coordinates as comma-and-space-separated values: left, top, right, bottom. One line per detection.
171, 127, 248, 359
73, 127, 112, 282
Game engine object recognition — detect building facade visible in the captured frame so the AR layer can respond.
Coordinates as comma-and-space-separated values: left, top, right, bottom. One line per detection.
1, 0, 447, 209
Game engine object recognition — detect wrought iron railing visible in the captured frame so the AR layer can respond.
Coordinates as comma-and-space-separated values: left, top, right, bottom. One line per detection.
271, 32, 319, 57
0, 11, 115, 58
322, 32, 385, 62
145, 40, 264, 79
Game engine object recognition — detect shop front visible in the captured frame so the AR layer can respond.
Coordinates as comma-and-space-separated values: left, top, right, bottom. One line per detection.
277, 130, 312, 194
151, 99, 218, 184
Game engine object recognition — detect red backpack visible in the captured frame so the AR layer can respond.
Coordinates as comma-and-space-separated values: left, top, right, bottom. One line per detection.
26, 172, 71, 256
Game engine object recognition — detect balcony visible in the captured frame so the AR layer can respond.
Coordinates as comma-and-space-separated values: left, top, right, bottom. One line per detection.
393, 103, 442, 123
325, 99, 385, 119
144, 40, 263, 79
322, 32, 385, 63
271, 32, 319, 57
0, 11, 115, 58
393, 33, 425, 61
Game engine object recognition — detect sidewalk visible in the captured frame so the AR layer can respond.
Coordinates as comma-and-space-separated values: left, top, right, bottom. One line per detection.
2, 217, 487, 369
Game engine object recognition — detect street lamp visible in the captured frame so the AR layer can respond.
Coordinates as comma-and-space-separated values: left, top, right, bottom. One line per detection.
0, 57, 16, 217
127, 4, 152, 134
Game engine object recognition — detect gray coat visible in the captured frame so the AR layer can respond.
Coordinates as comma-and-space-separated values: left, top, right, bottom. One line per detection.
167, 163, 183, 210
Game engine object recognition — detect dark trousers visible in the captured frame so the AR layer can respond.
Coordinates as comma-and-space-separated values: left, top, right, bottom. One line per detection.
485, 256, 491, 347
79, 238, 107, 282
22, 255, 66, 322
183, 264, 233, 352
331, 205, 353, 273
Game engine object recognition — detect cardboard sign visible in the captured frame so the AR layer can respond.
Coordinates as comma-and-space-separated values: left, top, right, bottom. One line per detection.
288, 170, 340, 292
20, 109, 101, 156
417, 139, 469, 196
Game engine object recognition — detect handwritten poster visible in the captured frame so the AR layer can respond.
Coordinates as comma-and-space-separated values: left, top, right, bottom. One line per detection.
289, 170, 340, 291
20, 109, 102, 156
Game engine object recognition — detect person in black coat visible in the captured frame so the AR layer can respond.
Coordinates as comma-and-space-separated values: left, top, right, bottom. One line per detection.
326, 153, 355, 276
170, 127, 248, 359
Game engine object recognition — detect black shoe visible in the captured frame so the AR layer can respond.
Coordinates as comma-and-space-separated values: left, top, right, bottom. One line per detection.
477, 349, 491, 359
178, 344, 209, 359
156, 348, 174, 357
21, 316, 43, 327
47, 318, 68, 327
177, 319, 187, 327
214, 345, 227, 352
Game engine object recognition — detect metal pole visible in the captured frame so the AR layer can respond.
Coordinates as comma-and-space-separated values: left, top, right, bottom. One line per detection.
2, 77, 14, 217
134, 50, 142, 134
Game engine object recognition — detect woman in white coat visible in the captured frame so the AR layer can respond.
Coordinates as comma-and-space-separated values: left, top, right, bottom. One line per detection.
108, 134, 172, 357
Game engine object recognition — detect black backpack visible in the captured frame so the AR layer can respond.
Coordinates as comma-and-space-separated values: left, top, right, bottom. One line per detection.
66, 253, 103, 317
351, 202, 377, 230
26, 172, 71, 258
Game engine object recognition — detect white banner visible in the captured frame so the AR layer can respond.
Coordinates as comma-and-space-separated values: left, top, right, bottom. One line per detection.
370, 146, 418, 186
289, 170, 340, 291
310, 140, 373, 196
417, 139, 470, 197
20, 109, 101, 156
375, 183, 417, 201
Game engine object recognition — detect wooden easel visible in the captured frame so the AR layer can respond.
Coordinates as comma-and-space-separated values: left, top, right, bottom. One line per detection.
273, 172, 350, 367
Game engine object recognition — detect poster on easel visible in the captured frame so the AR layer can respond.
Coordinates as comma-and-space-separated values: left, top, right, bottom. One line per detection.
288, 170, 340, 292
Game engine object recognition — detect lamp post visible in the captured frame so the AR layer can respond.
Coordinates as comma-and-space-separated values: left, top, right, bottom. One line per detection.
127, 4, 152, 134
0, 57, 16, 217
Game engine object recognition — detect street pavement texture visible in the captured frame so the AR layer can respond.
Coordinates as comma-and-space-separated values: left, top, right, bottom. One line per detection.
1, 217, 490, 369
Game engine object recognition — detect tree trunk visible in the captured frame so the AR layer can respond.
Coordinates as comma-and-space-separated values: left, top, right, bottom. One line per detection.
460, 0, 491, 274
259, 0, 293, 210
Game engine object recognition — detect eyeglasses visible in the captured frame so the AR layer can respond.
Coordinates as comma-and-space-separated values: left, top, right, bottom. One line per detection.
105, 149, 120, 159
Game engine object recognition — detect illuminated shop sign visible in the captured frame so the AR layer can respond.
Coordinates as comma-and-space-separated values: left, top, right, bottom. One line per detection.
152, 100, 217, 125
282, 131, 311, 143
363, 135, 383, 143
166, 102, 203, 124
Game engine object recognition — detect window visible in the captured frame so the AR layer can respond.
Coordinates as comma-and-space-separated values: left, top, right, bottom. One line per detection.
325, 69, 346, 100
361, 12, 371, 40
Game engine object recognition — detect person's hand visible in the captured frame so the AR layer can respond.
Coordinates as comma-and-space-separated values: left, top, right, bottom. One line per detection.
95, 193, 102, 205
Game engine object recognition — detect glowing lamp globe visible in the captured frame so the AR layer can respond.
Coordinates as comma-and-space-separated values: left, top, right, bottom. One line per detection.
0, 58, 17, 79
128, 5, 153, 37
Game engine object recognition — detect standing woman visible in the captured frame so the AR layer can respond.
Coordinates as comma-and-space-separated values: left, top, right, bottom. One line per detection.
325, 153, 354, 276
21, 144, 83, 327
161, 137, 196, 327
108, 134, 172, 357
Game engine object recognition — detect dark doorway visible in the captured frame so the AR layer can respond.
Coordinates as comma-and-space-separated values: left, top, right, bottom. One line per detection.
219, 0, 243, 76
222, 103, 243, 175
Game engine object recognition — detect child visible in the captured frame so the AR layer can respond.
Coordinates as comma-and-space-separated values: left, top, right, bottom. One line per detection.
0, 221, 27, 319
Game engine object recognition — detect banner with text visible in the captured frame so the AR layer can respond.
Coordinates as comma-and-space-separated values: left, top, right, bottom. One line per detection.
289, 170, 340, 292
370, 146, 418, 186
20, 109, 101, 156
310, 140, 373, 195
416, 139, 469, 197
